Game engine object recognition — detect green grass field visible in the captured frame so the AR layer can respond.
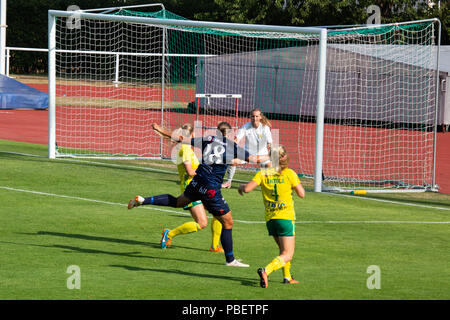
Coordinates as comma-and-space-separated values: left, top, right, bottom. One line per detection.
1, 139, 449, 300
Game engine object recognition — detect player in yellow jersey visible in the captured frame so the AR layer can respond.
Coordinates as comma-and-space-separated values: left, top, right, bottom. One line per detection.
238, 145, 305, 288
163, 123, 224, 252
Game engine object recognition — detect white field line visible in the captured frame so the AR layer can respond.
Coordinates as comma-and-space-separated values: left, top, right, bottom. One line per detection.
1, 186, 449, 224
326, 192, 450, 212
2, 151, 450, 213
1, 151, 42, 157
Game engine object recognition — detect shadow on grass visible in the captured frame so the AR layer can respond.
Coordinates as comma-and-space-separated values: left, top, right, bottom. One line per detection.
0, 150, 180, 181
52, 244, 222, 266
1, 239, 223, 266
0, 151, 45, 159
110, 264, 256, 287
34, 231, 149, 246
364, 194, 450, 209
26, 230, 216, 253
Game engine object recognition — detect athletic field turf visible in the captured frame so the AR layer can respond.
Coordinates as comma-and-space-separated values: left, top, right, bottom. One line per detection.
1, 140, 449, 300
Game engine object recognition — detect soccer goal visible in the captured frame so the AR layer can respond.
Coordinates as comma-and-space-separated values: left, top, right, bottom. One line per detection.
47, 8, 440, 193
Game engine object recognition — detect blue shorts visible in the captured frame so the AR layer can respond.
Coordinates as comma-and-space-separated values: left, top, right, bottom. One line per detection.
183, 177, 230, 216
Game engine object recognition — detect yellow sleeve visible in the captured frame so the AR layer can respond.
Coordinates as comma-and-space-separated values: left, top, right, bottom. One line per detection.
251, 170, 262, 185
287, 169, 301, 188
176, 146, 184, 165
181, 145, 192, 163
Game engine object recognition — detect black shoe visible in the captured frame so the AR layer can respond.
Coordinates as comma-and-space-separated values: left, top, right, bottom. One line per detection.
283, 277, 299, 284
257, 268, 268, 288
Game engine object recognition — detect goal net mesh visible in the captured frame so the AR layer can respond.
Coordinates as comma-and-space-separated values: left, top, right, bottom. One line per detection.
53, 9, 438, 191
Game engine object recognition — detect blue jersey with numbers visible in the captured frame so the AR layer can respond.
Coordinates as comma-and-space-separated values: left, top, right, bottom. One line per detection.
190, 136, 250, 188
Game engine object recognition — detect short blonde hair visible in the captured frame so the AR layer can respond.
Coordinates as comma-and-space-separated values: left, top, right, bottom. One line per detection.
172, 123, 194, 141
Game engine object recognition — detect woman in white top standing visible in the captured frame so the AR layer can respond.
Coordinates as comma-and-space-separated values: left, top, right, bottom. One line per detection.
222, 108, 273, 188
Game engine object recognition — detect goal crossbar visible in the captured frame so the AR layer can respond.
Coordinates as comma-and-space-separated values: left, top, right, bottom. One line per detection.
48, 10, 324, 35
81, 3, 166, 14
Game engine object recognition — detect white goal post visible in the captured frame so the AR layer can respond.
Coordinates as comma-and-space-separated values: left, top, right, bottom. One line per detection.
47, 9, 440, 193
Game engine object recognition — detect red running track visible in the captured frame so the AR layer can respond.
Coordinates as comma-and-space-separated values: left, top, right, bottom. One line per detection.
30, 84, 195, 102
1, 109, 449, 194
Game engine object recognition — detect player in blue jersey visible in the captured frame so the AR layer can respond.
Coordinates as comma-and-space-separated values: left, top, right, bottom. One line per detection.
128, 121, 269, 267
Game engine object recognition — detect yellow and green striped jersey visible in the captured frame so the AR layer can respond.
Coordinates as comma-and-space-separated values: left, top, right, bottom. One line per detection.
251, 168, 301, 221
177, 144, 199, 193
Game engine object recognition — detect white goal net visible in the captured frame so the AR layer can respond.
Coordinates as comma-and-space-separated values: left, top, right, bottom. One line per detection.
48, 8, 440, 192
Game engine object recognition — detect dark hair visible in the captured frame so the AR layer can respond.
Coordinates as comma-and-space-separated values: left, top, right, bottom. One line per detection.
217, 121, 232, 137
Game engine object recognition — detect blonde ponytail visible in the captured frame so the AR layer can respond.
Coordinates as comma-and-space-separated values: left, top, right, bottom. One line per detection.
271, 145, 289, 173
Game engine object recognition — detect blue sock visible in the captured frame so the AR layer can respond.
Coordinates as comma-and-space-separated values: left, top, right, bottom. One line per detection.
220, 228, 234, 263
143, 194, 177, 207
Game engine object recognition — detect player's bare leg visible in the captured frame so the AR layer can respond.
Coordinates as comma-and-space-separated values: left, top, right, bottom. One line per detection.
161, 203, 208, 249
189, 204, 208, 229
272, 235, 299, 284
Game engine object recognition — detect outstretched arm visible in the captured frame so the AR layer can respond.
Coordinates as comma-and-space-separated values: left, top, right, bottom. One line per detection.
231, 139, 270, 165
248, 154, 270, 164
238, 180, 258, 196
184, 161, 197, 177
152, 123, 182, 143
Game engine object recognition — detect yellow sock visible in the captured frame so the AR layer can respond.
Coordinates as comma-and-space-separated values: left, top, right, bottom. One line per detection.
282, 262, 292, 280
265, 256, 286, 276
210, 217, 222, 248
168, 222, 200, 239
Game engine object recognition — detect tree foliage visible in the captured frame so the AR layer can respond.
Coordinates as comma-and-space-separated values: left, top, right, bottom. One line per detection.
7, 0, 119, 73
5, 0, 448, 74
